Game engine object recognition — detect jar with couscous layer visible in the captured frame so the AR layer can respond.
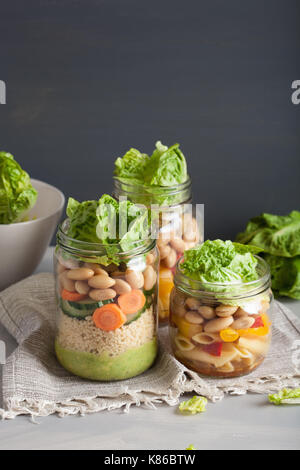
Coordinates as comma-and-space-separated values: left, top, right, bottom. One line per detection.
170, 255, 273, 378
113, 177, 203, 324
54, 220, 159, 381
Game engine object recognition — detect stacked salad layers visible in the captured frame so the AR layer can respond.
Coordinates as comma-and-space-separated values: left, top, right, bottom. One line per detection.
55, 194, 158, 381
169, 240, 272, 378
236, 211, 300, 299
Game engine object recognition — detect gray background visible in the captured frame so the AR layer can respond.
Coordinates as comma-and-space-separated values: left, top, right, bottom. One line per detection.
0, 0, 299, 241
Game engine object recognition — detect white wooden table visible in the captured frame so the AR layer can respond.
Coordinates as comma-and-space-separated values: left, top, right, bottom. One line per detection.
0, 247, 299, 450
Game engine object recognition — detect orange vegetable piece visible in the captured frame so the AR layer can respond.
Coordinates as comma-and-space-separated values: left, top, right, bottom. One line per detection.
93, 303, 126, 331
220, 328, 239, 343
61, 289, 87, 302
238, 313, 271, 337
118, 289, 146, 315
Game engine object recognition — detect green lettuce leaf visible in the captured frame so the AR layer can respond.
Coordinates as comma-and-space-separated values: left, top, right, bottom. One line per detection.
114, 141, 188, 206
114, 148, 149, 183
67, 198, 100, 243
0, 151, 37, 224
179, 396, 207, 414
269, 388, 300, 405
264, 254, 300, 299
181, 240, 260, 284
236, 211, 300, 257
145, 141, 187, 186
65, 195, 151, 263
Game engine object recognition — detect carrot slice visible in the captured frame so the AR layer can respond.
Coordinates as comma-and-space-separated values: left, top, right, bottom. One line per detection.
93, 304, 126, 331
61, 289, 87, 302
118, 289, 146, 315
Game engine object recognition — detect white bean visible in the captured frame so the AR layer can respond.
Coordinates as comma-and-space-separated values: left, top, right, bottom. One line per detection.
204, 316, 233, 333
59, 271, 75, 292
232, 316, 255, 330
67, 268, 94, 281
185, 311, 204, 324
88, 275, 115, 289
143, 265, 157, 291
215, 305, 238, 317
159, 244, 171, 260
164, 248, 177, 268
125, 269, 144, 289
185, 297, 201, 310
114, 279, 132, 295
75, 280, 90, 295
198, 305, 216, 320
89, 288, 116, 301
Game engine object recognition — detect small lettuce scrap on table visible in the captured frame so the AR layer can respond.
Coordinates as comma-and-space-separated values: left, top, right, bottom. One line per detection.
179, 396, 207, 414
269, 388, 300, 405
0, 151, 37, 224
65, 194, 151, 264
236, 211, 300, 299
114, 141, 188, 205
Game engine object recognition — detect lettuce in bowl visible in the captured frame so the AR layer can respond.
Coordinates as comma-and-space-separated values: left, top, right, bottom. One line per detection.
0, 152, 37, 224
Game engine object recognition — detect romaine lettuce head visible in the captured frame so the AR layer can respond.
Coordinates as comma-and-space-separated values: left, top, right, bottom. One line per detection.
145, 141, 187, 186
113, 141, 189, 206
114, 148, 149, 183
181, 240, 262, 284
65, 194, 151, 263
264, 254, 300, 299
0, 151, 37, 224
236, 211, 300, 257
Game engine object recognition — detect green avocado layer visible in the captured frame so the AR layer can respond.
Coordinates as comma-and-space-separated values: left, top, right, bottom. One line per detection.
55, 338, 158, 381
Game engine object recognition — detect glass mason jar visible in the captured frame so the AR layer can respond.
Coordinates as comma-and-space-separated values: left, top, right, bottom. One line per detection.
113, 177, 204, 325
169, 256, 273, 378
54, 220, 159, 381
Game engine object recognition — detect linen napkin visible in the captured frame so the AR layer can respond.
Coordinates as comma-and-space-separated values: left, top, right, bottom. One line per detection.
0, 273, 299, 419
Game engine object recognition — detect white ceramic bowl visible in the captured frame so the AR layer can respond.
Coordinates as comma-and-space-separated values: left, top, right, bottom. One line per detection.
0, 179, 65, 291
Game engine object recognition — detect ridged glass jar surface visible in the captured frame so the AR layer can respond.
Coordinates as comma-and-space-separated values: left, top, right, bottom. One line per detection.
113, 177, 204, 324
169, 256, 273, 378
54, 220, 159, 381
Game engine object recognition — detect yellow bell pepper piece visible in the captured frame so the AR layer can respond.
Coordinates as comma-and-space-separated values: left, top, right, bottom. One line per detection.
158, 272, 174, 311
219, 328, 239, 343
172, 315, 203, 339
238, 313, 271, 337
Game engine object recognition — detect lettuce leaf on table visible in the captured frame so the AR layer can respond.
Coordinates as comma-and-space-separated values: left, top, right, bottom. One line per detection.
0, 151, 37, 224
264, 254, 300, 299
236, 211, 300, 257
236, 211, 300, 299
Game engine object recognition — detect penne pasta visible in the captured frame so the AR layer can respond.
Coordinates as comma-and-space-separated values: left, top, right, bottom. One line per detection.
191, 332, 220, 345
174, 334, 195, 352
218, 361, 234, 373
179, 343, 239, 368
238, 336, 270, 356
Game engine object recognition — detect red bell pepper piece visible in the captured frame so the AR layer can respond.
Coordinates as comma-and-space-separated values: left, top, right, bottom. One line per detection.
251, 316, 264, 328
203, 342, 223, 357
171, 252, 183, 275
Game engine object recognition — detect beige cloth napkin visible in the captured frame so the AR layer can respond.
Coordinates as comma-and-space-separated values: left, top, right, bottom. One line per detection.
0, 273, 299, 419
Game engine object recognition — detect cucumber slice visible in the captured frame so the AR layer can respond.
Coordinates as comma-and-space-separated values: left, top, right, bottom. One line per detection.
125, 305, 146, 325
60, 298, 113, 319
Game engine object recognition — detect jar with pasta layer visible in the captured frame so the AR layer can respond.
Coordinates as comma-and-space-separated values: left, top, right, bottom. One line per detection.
54, 220, 159, 381
113, 177, 204, 324
169, 256, 273, 378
